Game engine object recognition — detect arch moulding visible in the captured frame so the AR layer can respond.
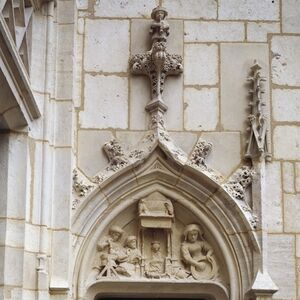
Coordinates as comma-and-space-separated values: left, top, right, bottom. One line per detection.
71, 147, 260, 300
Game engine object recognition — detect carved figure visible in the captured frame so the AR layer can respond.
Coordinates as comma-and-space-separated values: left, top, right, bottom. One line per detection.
164, 202, 174, 216
96, 226, 127, 278
150, 6, 169, 44
181, 224, 217, 280
138, 199, 148, 215
145, 241, 165, 278
118, 236, 142, 277
103, 139, 128, 171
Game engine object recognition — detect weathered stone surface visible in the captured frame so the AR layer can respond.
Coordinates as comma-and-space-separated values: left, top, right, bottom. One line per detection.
273, 126, 300, 160
219, 0, 279, 20
284, 194, 300, 232
272, 36, 300, 86
57, 0, 74, 24
78, 130, 113, 177
268, 235, 296, 299
184, 44, 218, 86
296, 235, 300, 257
282, 0, 300, 33
84, 19, 129, 72
116, 131, 146, 151
201, 132, 241, 177
282, 162, 295, 194
76, 0, 88, 10
168, 132, 198, 155
296, 163, 300, 193
273, 89, 300, 122
184, 21, 244, 42
80, 74, 128, 129
184, 87, 218, 131
247, 22, 280, 42
94, 0, 156, 18
163, 0, 217, 19
54, 101, 73, 147
221, 43, 269, 131
264, 162, 283, 232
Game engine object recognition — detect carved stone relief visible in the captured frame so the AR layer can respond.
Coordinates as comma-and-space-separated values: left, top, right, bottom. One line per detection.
89, 192, 220, 283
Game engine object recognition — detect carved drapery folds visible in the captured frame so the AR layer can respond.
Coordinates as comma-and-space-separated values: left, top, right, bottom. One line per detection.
90, 192, 219, 282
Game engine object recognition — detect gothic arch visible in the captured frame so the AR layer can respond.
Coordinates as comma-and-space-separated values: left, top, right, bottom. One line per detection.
72, 148, 259, 300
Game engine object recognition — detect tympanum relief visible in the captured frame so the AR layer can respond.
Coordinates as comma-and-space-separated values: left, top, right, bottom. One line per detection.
90, 192, 219, 283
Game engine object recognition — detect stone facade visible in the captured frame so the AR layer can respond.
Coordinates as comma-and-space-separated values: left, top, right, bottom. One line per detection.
0, 0, 300, 299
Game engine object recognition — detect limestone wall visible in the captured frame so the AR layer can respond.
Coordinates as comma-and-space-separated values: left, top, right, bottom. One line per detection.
72, 1, 300, 299
1, 0, 300, 299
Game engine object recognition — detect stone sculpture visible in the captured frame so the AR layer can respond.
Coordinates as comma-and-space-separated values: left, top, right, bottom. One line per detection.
92, 195, 219, 282
181, 224, 217, 280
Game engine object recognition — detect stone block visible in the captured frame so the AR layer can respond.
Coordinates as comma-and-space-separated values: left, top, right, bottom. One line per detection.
184, 44, 218, 86
78, 130, 113, 177
116, 131, 147, 151
201, 132, 241, 177
297, 235, 300, 257
23, 252, 37, 290
284, 194, 300, 232
57, 1, 74, 24
80, 74, 128, 129
185, 21, 244, 42
282, 162, 295, 194
220, 43, 270, 131
54, 101, 73, 147
219, 0, 279, 20
273, 89, 300, 122
247, 22, 280, 42
5, 219, 24, 248
282, 0, 300, 33
30, 13, 47, 93
74, 32, 84, 108
84, 19, 129, 72
296, 163, 300, 193
268, 234, 296, 299
76, 0, 88, 10
271, 36, 300, 86
55, 71, 73, 100
24, 223, 40, 252
129, 76, 149, 130
184, 87, 218, 131
264, 162, 283, 232
273, 126, 300, 160
94, 0, 156, 18
3, 247, 24, 285
163, 0, 217, 19
169, 132, 198, 155
52, 148, 72, 229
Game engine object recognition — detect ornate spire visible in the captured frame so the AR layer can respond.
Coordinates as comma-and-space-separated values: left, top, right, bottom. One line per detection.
245, 60, 271, 162
129, 6, 183, 130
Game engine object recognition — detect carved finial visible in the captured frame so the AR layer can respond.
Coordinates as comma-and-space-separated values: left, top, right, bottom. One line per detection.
245, 60, 271, 162
129, 6, 183, 130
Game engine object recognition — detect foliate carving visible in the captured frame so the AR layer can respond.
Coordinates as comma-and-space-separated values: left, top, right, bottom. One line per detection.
223, 166, 255, 201
190, 139, 213, 168
91, 193, 220, 282
104, 139, 129, 171
245, 60, 271, 162
72, 169, 94, 210
129, 5, 183, 132
73, 169, 93, 197
181, 224, 218, 280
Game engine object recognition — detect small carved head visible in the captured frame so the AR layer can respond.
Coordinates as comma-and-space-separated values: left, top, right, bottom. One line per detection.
109, 225, 124, 241
151, 241, 161, 252
183, 224, 204, 243
125, 236, 137, 249
151, 6, 168, 21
